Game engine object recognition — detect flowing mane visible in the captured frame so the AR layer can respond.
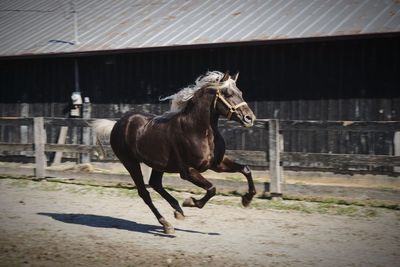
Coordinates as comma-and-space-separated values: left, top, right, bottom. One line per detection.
160, 71, 235, 112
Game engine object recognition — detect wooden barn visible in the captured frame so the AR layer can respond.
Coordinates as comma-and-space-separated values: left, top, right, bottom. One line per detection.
0, 0, 399, 167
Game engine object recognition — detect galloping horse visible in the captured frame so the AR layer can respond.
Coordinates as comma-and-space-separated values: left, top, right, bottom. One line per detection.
92, 71, 256, 234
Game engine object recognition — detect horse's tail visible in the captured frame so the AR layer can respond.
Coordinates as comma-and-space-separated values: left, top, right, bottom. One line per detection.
92, 119, 116, 140
91, 119, 116, 159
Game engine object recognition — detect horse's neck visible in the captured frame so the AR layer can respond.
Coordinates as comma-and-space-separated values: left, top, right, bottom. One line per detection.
185, 95, 219, 133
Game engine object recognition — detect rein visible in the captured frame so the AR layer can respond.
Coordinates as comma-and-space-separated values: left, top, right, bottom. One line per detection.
213, 89, 248, 120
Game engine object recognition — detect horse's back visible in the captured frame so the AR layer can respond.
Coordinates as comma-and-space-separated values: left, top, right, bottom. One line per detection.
110, 111, 154, 153
111, 110, 178, 169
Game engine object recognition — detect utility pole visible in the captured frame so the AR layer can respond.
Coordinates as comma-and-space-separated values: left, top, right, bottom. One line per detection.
70, 0, 80, 45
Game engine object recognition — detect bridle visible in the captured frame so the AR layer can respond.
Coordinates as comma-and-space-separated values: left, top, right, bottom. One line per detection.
213, 89, 248, 120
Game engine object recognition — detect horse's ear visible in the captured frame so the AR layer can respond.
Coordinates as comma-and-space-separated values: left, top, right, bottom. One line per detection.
233, 72, 239, 82
221, 71, 230, 82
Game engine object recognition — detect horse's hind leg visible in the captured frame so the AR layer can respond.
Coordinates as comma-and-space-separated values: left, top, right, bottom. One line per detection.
180, 168, 216, 209
211, 156, 256, 207
121, 159, 174, 234
148, 170, 185, 220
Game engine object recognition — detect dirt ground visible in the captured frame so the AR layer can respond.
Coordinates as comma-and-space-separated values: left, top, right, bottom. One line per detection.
0, 177, 399, 267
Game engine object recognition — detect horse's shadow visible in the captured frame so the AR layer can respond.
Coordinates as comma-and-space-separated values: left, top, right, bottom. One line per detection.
37, 212, 219, 238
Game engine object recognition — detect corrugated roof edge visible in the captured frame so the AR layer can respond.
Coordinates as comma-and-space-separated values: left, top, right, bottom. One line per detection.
1, 31, 399, 60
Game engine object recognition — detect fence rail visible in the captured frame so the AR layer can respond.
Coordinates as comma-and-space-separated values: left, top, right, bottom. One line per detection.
0, 117, 399, 197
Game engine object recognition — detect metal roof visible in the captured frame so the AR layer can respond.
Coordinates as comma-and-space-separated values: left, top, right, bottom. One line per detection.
1, 0, 399, 57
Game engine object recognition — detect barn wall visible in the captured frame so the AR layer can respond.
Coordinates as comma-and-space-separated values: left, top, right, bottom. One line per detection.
1, 35, 399, 161
1, 35, 399, 107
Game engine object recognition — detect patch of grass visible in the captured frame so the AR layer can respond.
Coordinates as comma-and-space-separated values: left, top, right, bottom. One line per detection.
219, 190, 243, 197
314, 203, 359, 216
1, 175, 398, 217
113, 187, 140, 198
280, 194, 400, 211
248, 199, 381, 217
207, 194, 377, 217
377, 186, 400, 191
253, 200, 311, 213
164, 186, 203, 195
39, 181, 65, 191
363, 208, 378, 217
8, 179, 30, 187
224, 175, 243, 182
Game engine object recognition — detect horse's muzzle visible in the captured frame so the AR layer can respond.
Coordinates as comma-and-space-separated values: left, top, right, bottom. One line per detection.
242, 114, 255, 127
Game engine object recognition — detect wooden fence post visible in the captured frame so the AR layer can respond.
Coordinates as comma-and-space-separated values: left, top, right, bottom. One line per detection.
81, 98, 91, 163
395, 131, 400, 173
20, 103, 29, 156
269, 119, 282, 199
52, 126, 68, 166
34, 117, 46, 178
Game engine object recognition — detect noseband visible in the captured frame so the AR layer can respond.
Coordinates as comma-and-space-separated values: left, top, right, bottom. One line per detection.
213, 89, 248, 120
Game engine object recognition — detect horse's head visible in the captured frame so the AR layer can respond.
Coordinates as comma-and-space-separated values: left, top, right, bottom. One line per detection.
212, 72, 256, 127
159, 71, 256, 127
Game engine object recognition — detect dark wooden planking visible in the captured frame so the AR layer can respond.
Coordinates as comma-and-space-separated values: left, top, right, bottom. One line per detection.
44, 118, 264, 130
44, 144, 94, 153
393, 98, 400, 121
317, 99, 327, 153
45, 144, 268, 167
225, 150, 267, 167
44, 118, 94, 127
282, 152, 400, 168
0, 143, 34, 151
0, 117, 33, 126
3, 142, 400, 170
280, 120, 400, 132
3, 117, 398, 133
96, 145, 268, 167
218, 119, 267, 130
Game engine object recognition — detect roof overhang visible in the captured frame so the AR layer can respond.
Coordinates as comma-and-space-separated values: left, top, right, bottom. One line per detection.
1, 0, 399, 59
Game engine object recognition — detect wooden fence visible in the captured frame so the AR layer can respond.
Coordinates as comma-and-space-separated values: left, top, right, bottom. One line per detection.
0, 117, 399, 196
1, 102, 398, 156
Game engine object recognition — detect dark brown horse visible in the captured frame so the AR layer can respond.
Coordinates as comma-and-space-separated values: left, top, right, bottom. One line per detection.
93, 71, 256, 234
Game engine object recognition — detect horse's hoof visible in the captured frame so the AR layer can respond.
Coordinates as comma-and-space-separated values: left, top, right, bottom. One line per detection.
164, 225, 175, 235
241, 194, 252, 207
174, 211, 185, 220
182, 197, 196, 207
159, 217, 175, 235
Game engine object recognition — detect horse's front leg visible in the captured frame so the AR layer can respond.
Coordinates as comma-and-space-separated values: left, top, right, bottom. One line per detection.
180, 168, 216, 208
211, 156, 256, 207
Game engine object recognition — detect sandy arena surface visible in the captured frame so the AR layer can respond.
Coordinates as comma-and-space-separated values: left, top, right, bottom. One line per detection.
0, 177, 399, 267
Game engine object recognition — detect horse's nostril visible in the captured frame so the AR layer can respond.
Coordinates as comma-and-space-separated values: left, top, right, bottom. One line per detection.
244, 115, 253, 122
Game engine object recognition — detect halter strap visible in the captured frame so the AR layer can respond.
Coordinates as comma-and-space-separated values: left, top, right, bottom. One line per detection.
213, 90, 248, 120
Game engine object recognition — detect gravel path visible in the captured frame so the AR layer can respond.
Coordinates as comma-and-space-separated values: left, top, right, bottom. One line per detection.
0, 178, 399, 267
